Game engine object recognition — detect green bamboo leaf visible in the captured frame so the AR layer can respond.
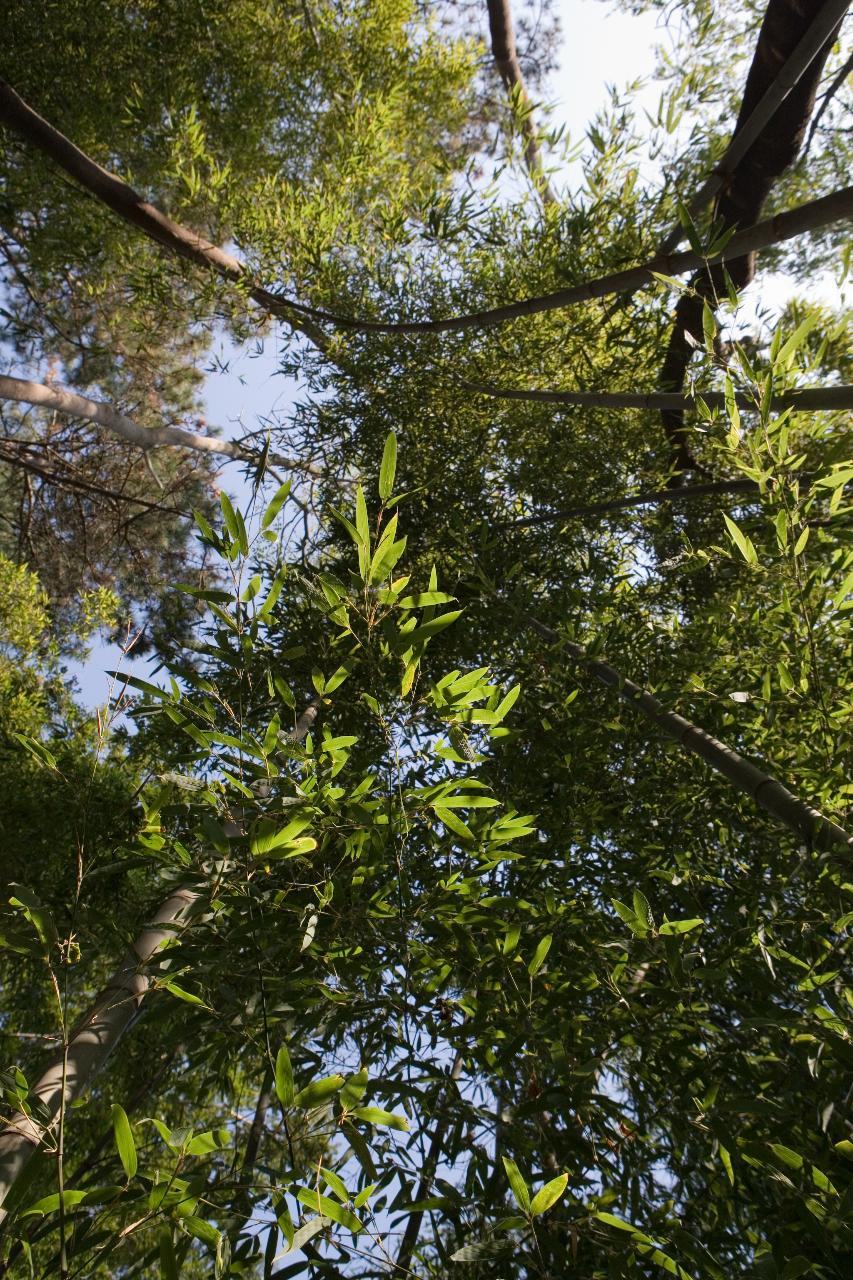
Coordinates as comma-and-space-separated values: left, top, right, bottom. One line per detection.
321, 1167, 349, 1202
296, 1188, 364, 1232
275, 1046, 294, 1108
502, 1155, 531, 1213
281, 1215, 330, 1255
394, 610, 462, 650
529, 1172, 568, 1216
632, 890, 654, 931
340, 1067, 369, 1109
594, 1210, 638, 1232
262, 479, 292, 530
349, 1105, 409, 1131
397, 592, 456, 609
528, 934, 552, 977
10, 733, 59, 772
502, 923, 521, 956
8, 885, 57, 952
111, 1103, 137, 1180
793, 525, 810, 556
722, 514, 758, 566
175, 585, 233, 603
293, 1074, 345, 1109
658, 918, 704, 936
219, 491, 239, 542
251, 815, 313, 856
104, 672, 172, 701
719, 1144, 735, 1185
433, 806, 474, 842
774, 312, 820, 368
355, 485, 370, 578
162, 981, 209, 1009
378, 432, 397, 502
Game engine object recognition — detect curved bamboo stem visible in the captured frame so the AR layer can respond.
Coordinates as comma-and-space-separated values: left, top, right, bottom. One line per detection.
462, 381, 853, 412
1, 79, 850, 338
0, 888, 200, 1216
0, 79, 329, 353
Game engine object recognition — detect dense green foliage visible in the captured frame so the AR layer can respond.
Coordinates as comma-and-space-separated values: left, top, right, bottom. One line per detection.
0, 1, 851, 1277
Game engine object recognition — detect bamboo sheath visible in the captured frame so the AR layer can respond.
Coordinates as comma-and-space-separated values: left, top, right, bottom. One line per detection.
656, 0, 851, 254
529, 618, 853, 853
0, 702, 320, 1215
1, 80, 850, 339
0, 375, 323, 476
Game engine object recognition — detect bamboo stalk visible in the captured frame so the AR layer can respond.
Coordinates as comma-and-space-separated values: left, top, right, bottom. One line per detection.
463, 381, 853, 412
529, 618, 853, 853
0, 701, 321, 1216
0, 375, 324, 477
486, 0, 557, 205
0, 888, 200, 1216
1, 79, 850, 338
656, 0, 850, 254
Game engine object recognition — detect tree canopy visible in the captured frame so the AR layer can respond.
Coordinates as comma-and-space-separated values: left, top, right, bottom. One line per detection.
0, 1, 851, 1278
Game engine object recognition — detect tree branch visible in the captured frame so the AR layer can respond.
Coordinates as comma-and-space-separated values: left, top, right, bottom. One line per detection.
496, 478, 762, 528
804, 47, 853, 158
394, 1050, 465, 1275
486, 0, 557, 205
0, 375, 324, 477
0, 439, 190, 516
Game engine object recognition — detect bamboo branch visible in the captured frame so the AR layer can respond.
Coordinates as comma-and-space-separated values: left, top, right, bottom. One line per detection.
0, 701, 322, 1216
0, 375, 324, 477
804, 47, 853, 158
462, 380, 853, 412
486, 0, 557, 205
529, 617, 853, 853
241, 1067, 275, 1177
394, 1050, 465, 1275
1, 79, 849, 338
657, 0, 849, 254
497, 478, 762, 528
